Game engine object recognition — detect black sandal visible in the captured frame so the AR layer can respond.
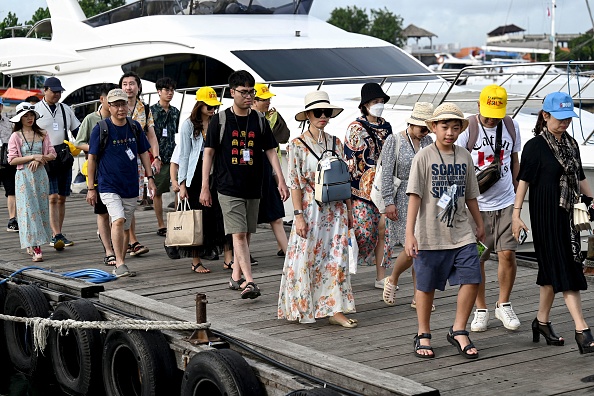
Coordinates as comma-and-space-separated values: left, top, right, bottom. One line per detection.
157, 228, 167, 237
191, 263, 211, 273
223, 261, 233, 270
229, 276, 246, 290
532, 318, 564, 346
447, 327, 478, 359
413, 333, 434, 359
240, 282, 261, 299
103, 254, 117, 266
575, 328, 594, 354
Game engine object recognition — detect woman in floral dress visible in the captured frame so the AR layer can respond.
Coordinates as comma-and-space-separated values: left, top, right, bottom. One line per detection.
278, 91, 357, 328
8, 102, 56, 262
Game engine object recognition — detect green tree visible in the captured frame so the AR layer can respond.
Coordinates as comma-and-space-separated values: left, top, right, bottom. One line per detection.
78, 0, 126, 18
327, 6, 369, 34
27, 7, 51, 26
0, 12, 25, 39
368, 7, 405, 46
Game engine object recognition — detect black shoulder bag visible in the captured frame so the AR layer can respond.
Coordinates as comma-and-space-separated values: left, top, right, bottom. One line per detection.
475, 121, 502, 194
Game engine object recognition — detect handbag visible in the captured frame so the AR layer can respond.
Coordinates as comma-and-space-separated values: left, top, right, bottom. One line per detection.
475, 122, 502, 194
371, 133, 402, 213
0, 143, 9, 168
574, 195, 592, 232
165, 198, 204, 247
46, 104, 74, 173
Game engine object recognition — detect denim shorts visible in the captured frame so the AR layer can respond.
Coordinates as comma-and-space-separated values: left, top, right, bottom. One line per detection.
413, 243, 481, 292
48, 168, 72, 196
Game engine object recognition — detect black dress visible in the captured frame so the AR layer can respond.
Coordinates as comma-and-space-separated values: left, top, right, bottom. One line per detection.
518, 135, 587, 293
257, 154, 285, 224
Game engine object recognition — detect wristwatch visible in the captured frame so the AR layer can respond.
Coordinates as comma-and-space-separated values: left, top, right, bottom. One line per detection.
154, 155, 162, 161
294, 210, 303, 215
147, 175, 155, 180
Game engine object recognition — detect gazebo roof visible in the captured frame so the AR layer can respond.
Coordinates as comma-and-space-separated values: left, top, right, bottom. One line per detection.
402, 23, 437, 39
487, 24, 525, 37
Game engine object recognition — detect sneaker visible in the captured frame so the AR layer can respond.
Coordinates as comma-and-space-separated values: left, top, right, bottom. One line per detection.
6, 218, 18, 232
250, 255, 258, 265
374, 277, 387, 289
112, 264, 131, 277
495, 302, 521, 330
61, 234, 74, 247
470, 309, 490, 332
50, 235, 65, 250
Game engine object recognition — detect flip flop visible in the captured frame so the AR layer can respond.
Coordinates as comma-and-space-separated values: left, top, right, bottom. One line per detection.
191, 263, 211, 273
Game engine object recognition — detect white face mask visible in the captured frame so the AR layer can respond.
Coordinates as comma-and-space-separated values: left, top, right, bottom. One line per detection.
369, 103, 384, 117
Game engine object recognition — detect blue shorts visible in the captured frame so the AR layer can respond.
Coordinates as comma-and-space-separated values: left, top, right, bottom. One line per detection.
48, 169, 72, 197
414, 243, 481, 292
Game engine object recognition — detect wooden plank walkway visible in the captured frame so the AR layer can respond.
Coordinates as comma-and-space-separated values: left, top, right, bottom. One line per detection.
1, 192, 594, 395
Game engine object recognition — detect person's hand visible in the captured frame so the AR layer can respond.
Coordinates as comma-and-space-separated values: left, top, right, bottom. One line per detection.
151, 157, 161, 174
199, 186, 212, 207
28, 160, 39, 171
404, 234, 418, 258
511, 217, 528, 242
147, 179, 157, 199
34, 154, 46, 164
86, 189, 97, 206
385, 204, 398, 222
278, 180, 290, 202
172, 180, 180, 193
179, 184, 188, 200
475, 224, 486, 243
295, 215, 308, 238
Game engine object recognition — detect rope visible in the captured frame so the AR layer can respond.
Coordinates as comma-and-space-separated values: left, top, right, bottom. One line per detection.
0, 313, 210, 354
0, 266, 116, 285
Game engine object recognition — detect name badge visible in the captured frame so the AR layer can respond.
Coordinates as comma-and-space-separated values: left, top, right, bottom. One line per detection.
53, 122, 59, 131
125, 147, 135, 160
162, 128, 168, 137
320, 158, 331, 171
243, 149, 250, 161
437, 193, 451, 209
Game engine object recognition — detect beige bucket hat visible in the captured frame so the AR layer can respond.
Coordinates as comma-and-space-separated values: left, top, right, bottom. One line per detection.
406, 102, 434, 126
425, 103, 469, 131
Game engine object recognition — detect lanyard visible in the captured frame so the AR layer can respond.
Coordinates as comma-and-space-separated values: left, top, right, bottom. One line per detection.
42, 99, 58, 119
405, 130, 417, 153
21, 131, 35, 152
434, 143, 456, 186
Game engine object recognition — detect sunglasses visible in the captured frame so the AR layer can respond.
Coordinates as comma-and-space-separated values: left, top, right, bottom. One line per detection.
20, 104, 36, 111
311, 108, 333, 118
206, 105, 219, 111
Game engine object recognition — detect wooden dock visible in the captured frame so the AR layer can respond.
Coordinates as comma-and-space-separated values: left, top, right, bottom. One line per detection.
1, 192, 594, 395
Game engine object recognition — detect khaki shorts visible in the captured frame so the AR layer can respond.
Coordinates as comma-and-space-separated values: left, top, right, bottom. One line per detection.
471, 204, 517, 261
218, 193, 259, 234
154, 162, 171, 196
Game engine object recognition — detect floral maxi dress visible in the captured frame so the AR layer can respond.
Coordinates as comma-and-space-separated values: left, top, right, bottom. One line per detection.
278, 133, 356, 323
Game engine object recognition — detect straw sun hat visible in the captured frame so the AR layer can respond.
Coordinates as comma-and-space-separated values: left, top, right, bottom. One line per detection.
295, 91, 344, 122
405, 102, 434, 126
425, 103, 469, 131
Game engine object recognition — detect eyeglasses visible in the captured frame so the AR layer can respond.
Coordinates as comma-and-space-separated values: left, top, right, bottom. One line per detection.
234, 89, 256, 98
311, 108, 333, 118
255, 98, 270, 102
206, 105, 219, 111
159, 88, 175, 93
109, 103, 128, 109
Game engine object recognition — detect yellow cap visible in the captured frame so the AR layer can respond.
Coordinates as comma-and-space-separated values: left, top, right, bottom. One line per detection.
479, 85, 507, 119
254, 83, 275, 99
195, 87, 222, 106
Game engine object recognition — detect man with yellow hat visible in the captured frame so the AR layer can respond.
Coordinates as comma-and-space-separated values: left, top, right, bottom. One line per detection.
455, 85, 522, 333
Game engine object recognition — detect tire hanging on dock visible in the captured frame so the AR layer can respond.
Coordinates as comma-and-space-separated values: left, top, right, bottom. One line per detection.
0, 283, 7, 359
49, 299, 104, 396
4, 284, 51, 377
102, 329, 178, 396
180, 349, 262, 396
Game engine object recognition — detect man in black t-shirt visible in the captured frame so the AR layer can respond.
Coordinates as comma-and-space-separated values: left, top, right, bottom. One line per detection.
200, 70, 289, 300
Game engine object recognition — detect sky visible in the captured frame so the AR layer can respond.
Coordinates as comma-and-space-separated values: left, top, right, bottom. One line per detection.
2, 0, 593, 48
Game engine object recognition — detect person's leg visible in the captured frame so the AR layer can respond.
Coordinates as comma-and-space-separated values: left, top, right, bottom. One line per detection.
6, 195, 16, 219
452, 284, 479, 355
475, 261, 487, 309
232, 232, 253, 282
387, 251, 413, 287
415, 290, 436, 356
563, 290, 589, 331
537, 285, 555, 323
128, 216, 138, 244
269, 218, 288, 253
49, 193, 61, 236
374, 214, 386, 281
111, 218, 126, 266
97, 213, 113, 255
496, 250, 517, 303
57, 195, 66, 234
153, 193, 165, 229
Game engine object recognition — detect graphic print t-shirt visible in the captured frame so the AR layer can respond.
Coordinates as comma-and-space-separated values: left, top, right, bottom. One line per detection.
205, 108, 277, 199
406, 144, 480, 250
89, 118, 151, 198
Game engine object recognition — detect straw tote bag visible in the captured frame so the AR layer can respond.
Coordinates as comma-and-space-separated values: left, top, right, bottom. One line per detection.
165, 198, 204, 247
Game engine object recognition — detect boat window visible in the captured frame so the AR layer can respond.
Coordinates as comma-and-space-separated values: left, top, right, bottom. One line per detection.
85, 0, 312, 27
122, 53, 234, 90
232, 47, 437, 83
62, 83, 104, 121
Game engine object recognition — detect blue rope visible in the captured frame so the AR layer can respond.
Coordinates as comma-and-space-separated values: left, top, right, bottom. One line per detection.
0, 266, 116, 285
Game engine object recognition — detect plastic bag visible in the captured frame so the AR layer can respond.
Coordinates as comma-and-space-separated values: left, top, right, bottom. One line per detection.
348, 229, 358, 275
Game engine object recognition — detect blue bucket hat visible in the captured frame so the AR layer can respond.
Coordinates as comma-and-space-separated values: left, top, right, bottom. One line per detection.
542, 92, 578, 120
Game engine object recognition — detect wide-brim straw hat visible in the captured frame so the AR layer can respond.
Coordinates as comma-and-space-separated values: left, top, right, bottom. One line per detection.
295, 91, 344, 122
425, 103, 469, 131
406, 102, 434, 126
10, 102, 41, 123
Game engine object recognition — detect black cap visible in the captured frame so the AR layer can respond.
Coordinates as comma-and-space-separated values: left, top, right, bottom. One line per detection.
359, 83, 390, 108
44, 77, 65, 92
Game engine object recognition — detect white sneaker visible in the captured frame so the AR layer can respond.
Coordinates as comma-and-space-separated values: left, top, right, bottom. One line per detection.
495, 302, 521, 330
470, 309, 489, 332
374, 277, 387, 289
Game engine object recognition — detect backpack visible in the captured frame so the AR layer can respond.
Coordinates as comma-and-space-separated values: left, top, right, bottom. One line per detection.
370, 132, 402, 213
465, 115, 516, 152
298, 137, 351, 205
97, 117, 141, 161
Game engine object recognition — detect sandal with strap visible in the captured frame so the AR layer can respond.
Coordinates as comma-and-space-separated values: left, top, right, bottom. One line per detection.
229, 276, 246, 290
157, 228, 167, 237
223, 261, 233, 270
241, 282, 261, 299
575, 328, 594, 354
191, 263, 211, 273
382, 278, 398, 306
447, 327, 479, 359
103, 254, 117, 266
413, 333, 435, 359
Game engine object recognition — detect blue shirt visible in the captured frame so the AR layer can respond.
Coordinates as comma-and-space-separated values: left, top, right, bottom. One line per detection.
89, 118, 151, 198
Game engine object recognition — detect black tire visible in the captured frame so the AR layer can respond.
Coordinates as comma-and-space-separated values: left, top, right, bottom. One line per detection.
4, 284, 51, 376
0, 283, 7, 356
49, 299, 104, 396
102, 329, 177, 396
286, 389, 343, 396
180, 349, 261, 396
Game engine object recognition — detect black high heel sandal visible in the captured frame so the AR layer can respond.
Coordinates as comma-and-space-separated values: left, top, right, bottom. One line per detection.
575, 329, 594, 354
532, 318, 564, 346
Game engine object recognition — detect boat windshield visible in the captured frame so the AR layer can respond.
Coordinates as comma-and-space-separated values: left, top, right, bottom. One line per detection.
232, 47, 437, 82
84, 0, 313, 27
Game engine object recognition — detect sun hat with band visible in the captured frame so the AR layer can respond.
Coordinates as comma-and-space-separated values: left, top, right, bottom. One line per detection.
254, 83, 275, 100
295, 91, 343, 121
542, 92, 579, 120
10, 102, 41, 123
479, 85, 507, 119
406, 102, 434, 126
195, 86, 223, 107
425, 103, 469, 132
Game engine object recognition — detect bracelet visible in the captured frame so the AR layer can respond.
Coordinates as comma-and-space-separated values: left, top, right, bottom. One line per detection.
88, 187, 95, 191
513, 207, 522, 210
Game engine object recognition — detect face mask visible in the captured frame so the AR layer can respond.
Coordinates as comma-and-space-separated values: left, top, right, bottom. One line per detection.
369, 103, 384, 117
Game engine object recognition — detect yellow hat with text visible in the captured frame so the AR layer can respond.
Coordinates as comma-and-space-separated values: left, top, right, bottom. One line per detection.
195, 87, 222, 106
254, 83, 275, 99
479, 85, 507, 119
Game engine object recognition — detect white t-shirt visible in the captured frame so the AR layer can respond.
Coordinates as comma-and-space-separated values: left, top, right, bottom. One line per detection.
170, 144, 180, 165
455, 117, 521, 211
36, 99, 81, 146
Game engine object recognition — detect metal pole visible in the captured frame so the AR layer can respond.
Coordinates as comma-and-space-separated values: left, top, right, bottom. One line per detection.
586, 0, 594, 33
550, 0, 556, 62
